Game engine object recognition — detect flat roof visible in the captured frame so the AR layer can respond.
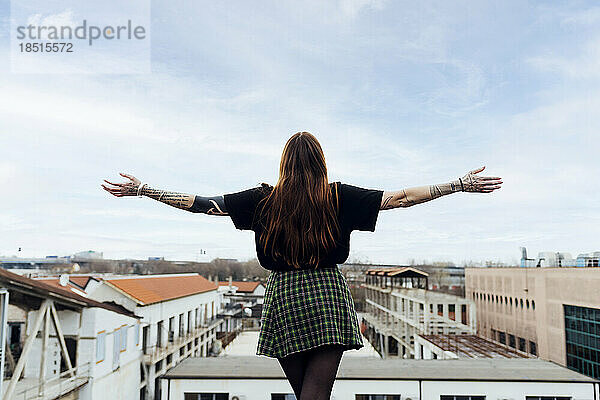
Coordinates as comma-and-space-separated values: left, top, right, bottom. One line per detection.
163, 356, 597, 383
419, 334, 529, 359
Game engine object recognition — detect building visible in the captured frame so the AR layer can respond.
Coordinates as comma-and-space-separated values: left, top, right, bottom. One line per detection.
72, 250, 104, 260
520, 247, 600, 268
466, 261, 600, 379
342, 262, 465, 295
0, 268, 141, 400
160, 356, 599, 399
362, 267, 476, 359
83, 273, 225, 400
217, 278, 265, 336
415, 334, 530, 360
218, 278, 265, 304
0, 256, 72, 270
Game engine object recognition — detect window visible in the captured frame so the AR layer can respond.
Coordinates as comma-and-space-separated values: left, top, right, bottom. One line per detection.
272, 395, 297, 400
135, 324, 140, 346
440, 396, 485, 400
356, 396, 401, 400
508, 334, 516, 348
518, 337, 526, 352
121, 325, 128, 352
184, 394, 228, 400
112, 329, 120, 369
564, 304, 600, 379
169, 317, 175, 341
529, 340, 537, 356
157, 320, 164, 347
96, 331, 106, 363
498, 331, 506, 344
179, 313, 185, 336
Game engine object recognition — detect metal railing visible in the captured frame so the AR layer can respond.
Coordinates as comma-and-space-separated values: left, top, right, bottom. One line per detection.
143, 317, 223, 363
12, 362, 91, 400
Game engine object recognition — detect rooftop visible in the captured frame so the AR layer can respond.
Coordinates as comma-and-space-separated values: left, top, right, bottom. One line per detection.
219, 331, 380, 358
420, 334, 530, 359
106, 274, 218, 305
163, 356, 597, 382
218, 281, 262, 293
366, 266, 429, 278
0, 268, 137, 317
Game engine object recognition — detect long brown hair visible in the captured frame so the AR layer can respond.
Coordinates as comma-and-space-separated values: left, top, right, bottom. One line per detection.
256, 132, 341, 269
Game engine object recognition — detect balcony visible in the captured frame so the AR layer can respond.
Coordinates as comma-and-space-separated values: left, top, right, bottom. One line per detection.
143, 317, 222, 364
4, 362, 91, 400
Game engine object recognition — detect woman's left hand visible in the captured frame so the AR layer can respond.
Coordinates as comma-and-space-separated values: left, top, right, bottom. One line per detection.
101, 173, 141, 197
460, 166, 503, 193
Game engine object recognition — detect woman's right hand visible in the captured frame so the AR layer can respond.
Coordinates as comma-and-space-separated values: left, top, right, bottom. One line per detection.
101, 173, 141, 197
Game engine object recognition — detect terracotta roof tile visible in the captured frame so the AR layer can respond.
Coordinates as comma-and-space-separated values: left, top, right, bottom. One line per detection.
218, 281, 262, 293
69, 276, 93, 288
107, 274, 218, 305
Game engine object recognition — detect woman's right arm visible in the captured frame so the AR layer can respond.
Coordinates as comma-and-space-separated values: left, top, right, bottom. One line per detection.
380, 166, 502, 210
101, 173, 229, 216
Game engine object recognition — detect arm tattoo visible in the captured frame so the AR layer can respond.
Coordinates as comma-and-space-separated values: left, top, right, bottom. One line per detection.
381, 167, 501, 210
381, 189, 416, 209
381, 180, 461, 210
140, 185, 228, 215
428, 179, 462, 199
381, 195, 394, 210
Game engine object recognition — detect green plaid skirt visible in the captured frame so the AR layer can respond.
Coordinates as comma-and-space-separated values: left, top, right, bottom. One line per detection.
256, 266, 364, 359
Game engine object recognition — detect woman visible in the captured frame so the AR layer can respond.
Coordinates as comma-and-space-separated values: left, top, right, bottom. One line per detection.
102, 131, 502, 399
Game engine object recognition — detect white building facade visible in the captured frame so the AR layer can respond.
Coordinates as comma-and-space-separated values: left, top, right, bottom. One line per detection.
87, 273, 226, 400
162, 357, 600, 400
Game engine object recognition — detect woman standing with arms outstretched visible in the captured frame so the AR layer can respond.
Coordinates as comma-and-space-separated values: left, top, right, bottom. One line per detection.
102, 132, 502, 399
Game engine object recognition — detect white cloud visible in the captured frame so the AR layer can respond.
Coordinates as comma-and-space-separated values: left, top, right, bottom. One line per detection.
26, 9, 76, 32
528, 37, 600, 79
338, 0, 388, 19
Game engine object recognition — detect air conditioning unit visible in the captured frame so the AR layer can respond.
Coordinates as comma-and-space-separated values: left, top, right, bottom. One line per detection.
230, 395, 246, 400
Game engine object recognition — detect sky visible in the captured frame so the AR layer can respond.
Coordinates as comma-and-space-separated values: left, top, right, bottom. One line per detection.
1, 1, 599, 266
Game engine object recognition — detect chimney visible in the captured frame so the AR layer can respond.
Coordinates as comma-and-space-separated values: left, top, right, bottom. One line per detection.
59, 274, 69, 286
228, 275, 232, 288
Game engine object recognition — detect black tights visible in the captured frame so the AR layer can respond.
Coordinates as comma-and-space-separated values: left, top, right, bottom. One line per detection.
276, 344, 345, 400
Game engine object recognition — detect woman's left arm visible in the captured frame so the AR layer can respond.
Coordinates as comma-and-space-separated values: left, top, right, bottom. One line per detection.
380, 166, 502, 210
101, 172, 229, 215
